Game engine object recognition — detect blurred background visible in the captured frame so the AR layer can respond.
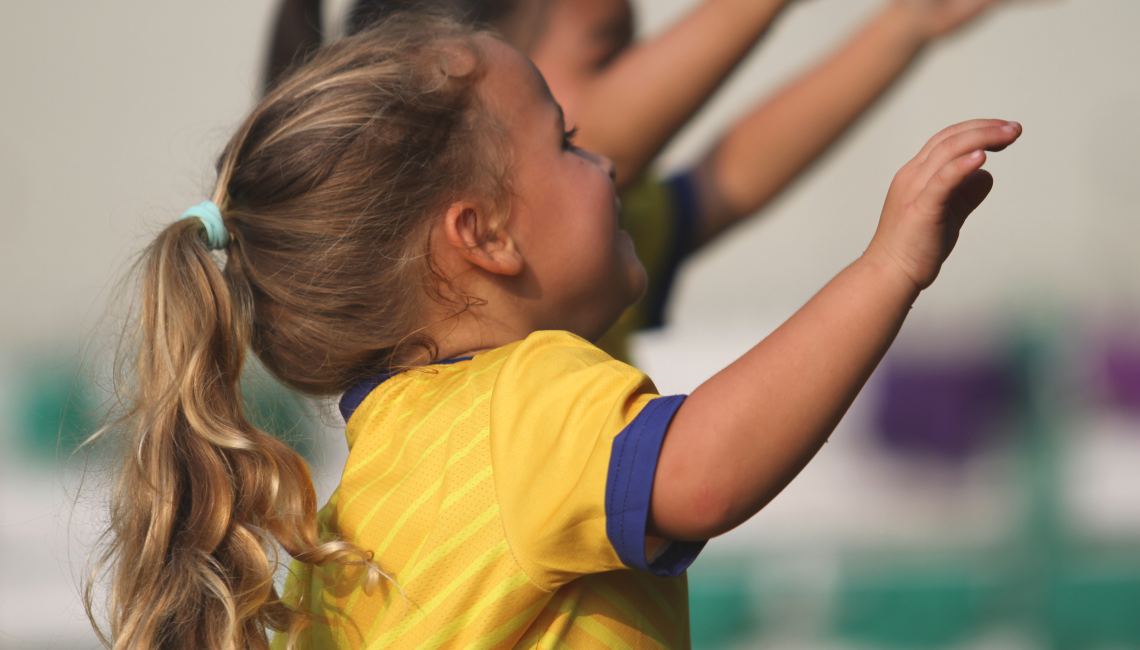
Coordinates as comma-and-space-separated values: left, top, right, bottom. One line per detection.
2, 0, 1139, 648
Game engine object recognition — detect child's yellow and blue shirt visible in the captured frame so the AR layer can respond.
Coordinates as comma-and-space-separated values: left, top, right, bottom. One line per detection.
282, 331, 704, 649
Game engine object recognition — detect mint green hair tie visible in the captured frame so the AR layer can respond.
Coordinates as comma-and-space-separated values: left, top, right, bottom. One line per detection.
180, 201, 230, 250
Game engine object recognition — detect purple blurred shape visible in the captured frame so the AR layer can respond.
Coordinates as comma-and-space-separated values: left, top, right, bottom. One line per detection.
1102, 339, 1140, 411
877, 360, 1015, 461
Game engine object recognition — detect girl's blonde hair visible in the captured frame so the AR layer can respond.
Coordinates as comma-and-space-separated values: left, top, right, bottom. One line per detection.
88, 13, 508, 650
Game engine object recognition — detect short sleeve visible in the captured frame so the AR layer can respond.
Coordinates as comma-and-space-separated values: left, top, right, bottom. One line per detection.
489, 331, 704, 591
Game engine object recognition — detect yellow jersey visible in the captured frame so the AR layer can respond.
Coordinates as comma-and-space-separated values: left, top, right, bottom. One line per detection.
280, 331, 704, 649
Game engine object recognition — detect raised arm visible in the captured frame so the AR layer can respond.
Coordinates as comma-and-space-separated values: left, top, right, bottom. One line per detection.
533, 0, 797, 188
265, 0, 324, 93
692, 0, 1026, 246
650, 119, 1022, 541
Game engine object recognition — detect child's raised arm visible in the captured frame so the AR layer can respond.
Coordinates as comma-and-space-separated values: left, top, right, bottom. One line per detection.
648, 119, 1022, 541
691, 0, 1037, 245
539, 0, 798, 187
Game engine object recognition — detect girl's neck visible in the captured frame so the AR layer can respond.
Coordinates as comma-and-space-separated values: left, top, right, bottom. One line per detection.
411, 296, 540, 366
439, 347, 496, 362
397, 320, 523, 367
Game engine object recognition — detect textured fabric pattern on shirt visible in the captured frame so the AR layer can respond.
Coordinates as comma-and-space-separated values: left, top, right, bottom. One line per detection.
278, 332, 694, 649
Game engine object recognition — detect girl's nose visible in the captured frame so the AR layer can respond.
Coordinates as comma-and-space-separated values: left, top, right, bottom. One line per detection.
582, 148, 617, 181
599, 154, 617, 181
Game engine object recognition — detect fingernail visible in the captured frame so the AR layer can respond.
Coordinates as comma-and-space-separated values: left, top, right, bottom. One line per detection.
1004, 121, 1021, 132
971, 150, 984, 159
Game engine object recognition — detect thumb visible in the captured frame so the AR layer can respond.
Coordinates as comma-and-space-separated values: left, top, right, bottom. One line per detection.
945, 169, 994, 227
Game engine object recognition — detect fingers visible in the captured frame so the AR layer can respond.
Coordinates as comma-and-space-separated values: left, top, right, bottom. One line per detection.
914, 119, 1012, 162
944, 169, 994, 226
915, 148, 990, 217
920, 121, 1021, 177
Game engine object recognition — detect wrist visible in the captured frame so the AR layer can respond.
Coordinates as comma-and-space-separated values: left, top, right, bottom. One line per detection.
856, 246, 924, 306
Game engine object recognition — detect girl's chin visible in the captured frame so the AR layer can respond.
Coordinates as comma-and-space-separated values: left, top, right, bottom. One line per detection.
625, 256, 649, 304
607, 231, 647, 307
617, 229, 638, 259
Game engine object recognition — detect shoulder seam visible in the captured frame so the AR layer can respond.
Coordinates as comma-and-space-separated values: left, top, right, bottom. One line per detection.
486, 349, 554, 593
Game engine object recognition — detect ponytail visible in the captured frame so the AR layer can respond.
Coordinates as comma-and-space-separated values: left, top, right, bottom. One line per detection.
89, 12, 507, 649
89, 215, 379, 650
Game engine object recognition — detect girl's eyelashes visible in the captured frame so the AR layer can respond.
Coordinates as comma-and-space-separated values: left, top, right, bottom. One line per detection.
562, 127, 578, 150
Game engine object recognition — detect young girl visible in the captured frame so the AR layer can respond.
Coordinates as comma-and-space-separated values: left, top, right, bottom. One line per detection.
92, 13, 1020, 650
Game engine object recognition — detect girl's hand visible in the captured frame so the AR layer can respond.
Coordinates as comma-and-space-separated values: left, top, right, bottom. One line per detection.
864, 119, 1021, 292
895, 0, 1040, 39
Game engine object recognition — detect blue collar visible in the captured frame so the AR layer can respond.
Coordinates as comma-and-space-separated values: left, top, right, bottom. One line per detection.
339, 357, 473, 422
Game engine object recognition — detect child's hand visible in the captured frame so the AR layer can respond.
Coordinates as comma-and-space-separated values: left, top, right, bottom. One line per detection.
864, 119, 1021, 292
896, 0, 1041, 39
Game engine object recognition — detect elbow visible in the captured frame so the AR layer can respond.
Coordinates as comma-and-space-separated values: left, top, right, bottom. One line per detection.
653, 481, 743, 541
689, 483, 747, 539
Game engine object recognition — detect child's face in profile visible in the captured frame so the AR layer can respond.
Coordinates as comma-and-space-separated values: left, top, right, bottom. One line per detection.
526, 0, 634, 120
477, 37, 646, 340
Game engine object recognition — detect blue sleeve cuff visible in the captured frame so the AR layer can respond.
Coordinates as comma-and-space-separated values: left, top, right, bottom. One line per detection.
605, 395, 706, 576
644, 172, 701, 329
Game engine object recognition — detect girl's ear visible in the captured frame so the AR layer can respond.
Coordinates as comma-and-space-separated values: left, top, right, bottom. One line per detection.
442, 202, 524, 276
